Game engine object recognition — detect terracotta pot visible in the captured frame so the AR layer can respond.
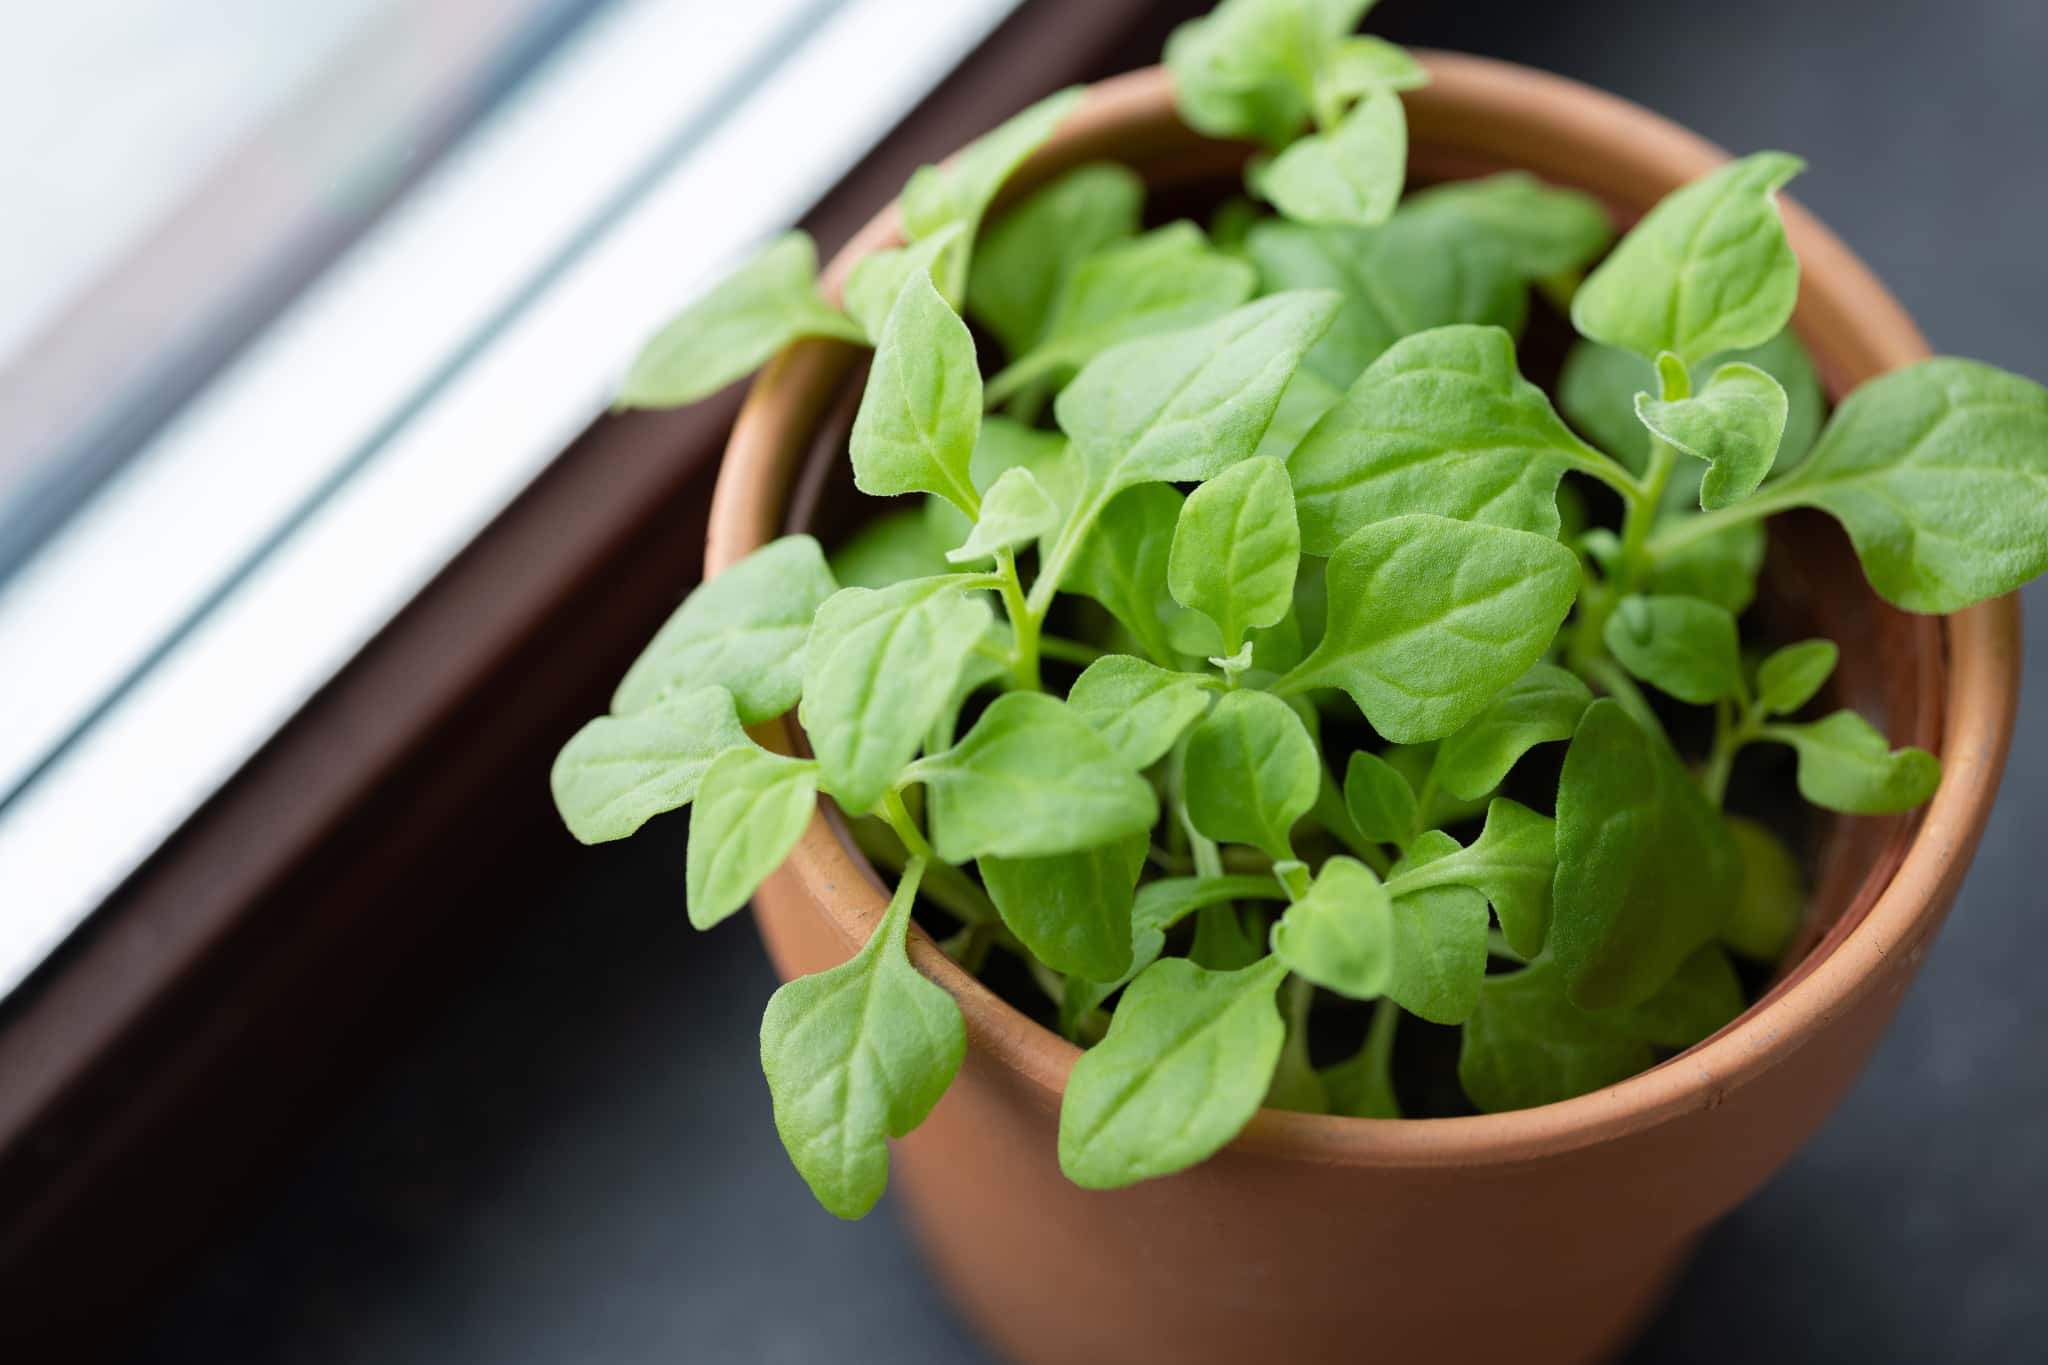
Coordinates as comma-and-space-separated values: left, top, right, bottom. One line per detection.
703, 56, 2021, 1365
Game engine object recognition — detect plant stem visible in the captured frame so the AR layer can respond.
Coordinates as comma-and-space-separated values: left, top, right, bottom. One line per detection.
1485, 929, 1526, 963
1580, 654, 1668, 741
993, 548, 1042, 691
1038, 633, 1104, 667
880, 787, 936, 862
1026, 482, 1113, 620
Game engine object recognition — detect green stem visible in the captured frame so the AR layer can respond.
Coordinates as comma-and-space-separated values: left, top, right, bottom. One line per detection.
994, 548, 1041, 691
880, 787, 936, 862
1026, 482, 1114, 620
984, 349, 1066, 408
1485, 928, 1525, 963
1038, 633, 1103, 667
1646, 492, 1795, 559
1580, 655, 1666, 741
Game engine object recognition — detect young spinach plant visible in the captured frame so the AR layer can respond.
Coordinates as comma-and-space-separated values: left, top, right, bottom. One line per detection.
553, 0, 2048, 1215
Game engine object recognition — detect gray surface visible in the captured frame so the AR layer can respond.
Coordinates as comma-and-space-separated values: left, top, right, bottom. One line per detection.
133, 1, 2048, 1361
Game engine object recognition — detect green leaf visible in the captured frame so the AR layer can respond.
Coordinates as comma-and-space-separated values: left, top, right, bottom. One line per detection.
1065, 655, 1213, 769
1252, 367, 1345, 465
850, 273, 983, 516
1167, 456, 1301, 656
913, 693, 1159, 861
1343, 750, 1417, 845
1767, 358, 2048, 613
945, 467, 1058, 565
1551, 699, 1742, 1009
1132, 874, 1290, 932
759, 862, 964, 1218
1601, 943, 1745, 1048
967, 162, 1145, 358
987, 224, 1258, 401
1722, 814, 1805, 961
1637, 361, 1788, 509
1279, 514, 1581, 744
551, 686, 749, 844
618, 232, 865, 408
829, 508, 952, 589
1602, 593, 1745, 706
1387, 798, 1555, 960
982, 834, 1148, 982
1254, 88, 1405, 228
1381, 831, 1490, 1025
1165, 0, 1330, 148
1761, 710, 1941, 815
1433, 662, 1591, 801
1572, 152, 1803, 366
1067, 483, 1184, 665
800, 577, 991, 814
1271, 856, 1395, 998
1401, 171, 1613, 280
1458, 955, 1653, 1113
1287, 324, 1602, 551
1246, 210, 1527, 390
1058, 956, 1288, 1189
685, 748, 820, 930
614, 535, 837, 721
843, 224, 967, 342
901, 87, 1087, 248
1055, 291, 1342, 493
1313, 35, 1427, 109
1558, 329, 1824, 477
1755, 639, 1838, 716
1183, 690, 1321, 861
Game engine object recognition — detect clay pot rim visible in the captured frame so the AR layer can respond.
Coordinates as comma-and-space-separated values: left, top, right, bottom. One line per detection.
706, 55, 2021, 1169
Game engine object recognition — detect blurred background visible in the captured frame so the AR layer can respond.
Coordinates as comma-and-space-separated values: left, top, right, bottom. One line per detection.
1, 0, 2043, 1360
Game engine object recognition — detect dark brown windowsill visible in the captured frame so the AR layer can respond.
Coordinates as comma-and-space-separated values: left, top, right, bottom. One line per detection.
0, 1, 1204, 1351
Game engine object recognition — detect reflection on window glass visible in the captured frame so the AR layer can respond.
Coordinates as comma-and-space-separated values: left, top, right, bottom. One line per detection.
0, 0, 606, 579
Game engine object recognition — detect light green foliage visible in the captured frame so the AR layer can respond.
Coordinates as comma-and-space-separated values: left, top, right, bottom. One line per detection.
1761, 711, 1940, 815
1314, 34, 1424, 108
1765, 359, 2048, 612
913, 693, 1159, 861
829, 508, 952, 589
1056, 290, 1341, 492
1552, 701, 1741, 1009
1067, 484, 1184, 664
1287, 325, 1603, 551
850, 274, 984, 515
1065, 655, 1213, 768
946, 467, 1058, 564
1382, 831, 1489, 1025
1638, 361, 1788, 509
759, 863, 965, 1217
1558, 330, 1823, 477
799, 578, 991, 814
1722, 815, 1805, 960
1457, 955, 1653, 1113
685, 748, 820, 930
968, 162, 1144, 358
1602, 594, 1745, 705
988, 224, 1258, 401
844, 224, 964, 341
983, 834, 1149, 982
1247, 211, 1525, 389
620, 232, 864, 408
1343, 750, 1417, 845
1433, 663, 1591, 801
1253, 367, 1345, 464
1168, 456, 1302, 655
1058, 956, 1288, 1189
1320, 998, 1401, 1118
1755, 639, 1838, 716
614, 535, 837, 721
1401, 171, 1612, 280
1271, 856, 1395, 998
551, 685, 749, 844
1165, 0, 1358, 148
1572, 152, 1804, 366
1184, 690, 1321, 860
901, 87, 1088, 297
1254, 89, 1405, 227
1604, 944, 1745, 1048
1279, 514, 1581, 743
1388, 798, 1556, 961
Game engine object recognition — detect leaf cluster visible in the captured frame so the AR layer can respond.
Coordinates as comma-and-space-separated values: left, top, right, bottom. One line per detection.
562, 0, 2048, 1213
